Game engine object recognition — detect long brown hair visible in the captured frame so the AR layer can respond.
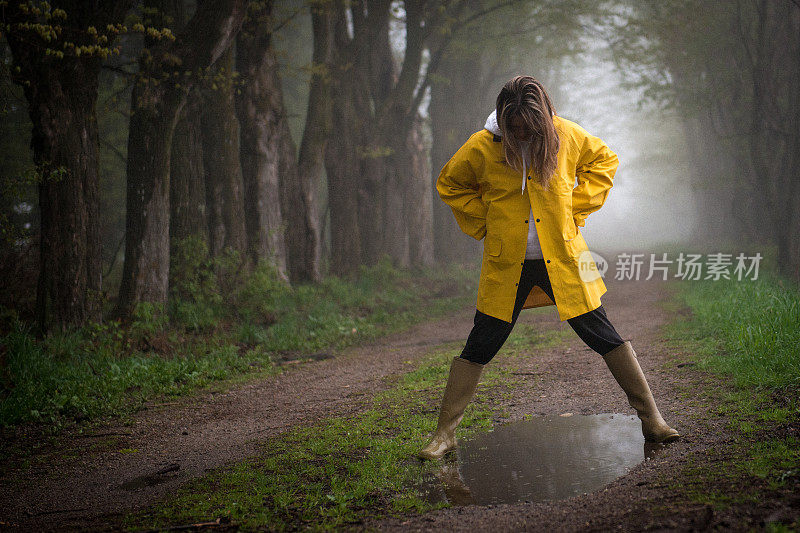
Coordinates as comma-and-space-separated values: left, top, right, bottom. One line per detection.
496, 76, 560, 191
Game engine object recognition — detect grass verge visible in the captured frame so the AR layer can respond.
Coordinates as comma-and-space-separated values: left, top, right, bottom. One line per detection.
664, 269, 799, 389
0, 260, 478, 436
660, 269, 800, 519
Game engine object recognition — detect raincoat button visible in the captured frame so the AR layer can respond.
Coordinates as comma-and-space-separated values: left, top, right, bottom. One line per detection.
535, 218, 540, 222
524, 219, 528, 223
527, 176, 531, 180
546, 259, 550, 263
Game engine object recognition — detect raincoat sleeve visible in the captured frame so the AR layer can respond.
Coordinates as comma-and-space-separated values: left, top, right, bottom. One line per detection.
436, 143, 488, 240
572, 130, 619, 227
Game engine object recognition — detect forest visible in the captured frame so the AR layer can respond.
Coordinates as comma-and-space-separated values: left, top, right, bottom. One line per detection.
1, 1, 799, 530
2, 0, 797, 333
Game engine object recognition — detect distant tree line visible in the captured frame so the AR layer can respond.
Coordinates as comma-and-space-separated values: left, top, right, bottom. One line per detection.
605, 0, 800, 282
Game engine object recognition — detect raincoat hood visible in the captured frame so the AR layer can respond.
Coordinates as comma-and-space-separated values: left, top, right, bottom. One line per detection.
483, 109, 529, 193
484, 109, 501, 136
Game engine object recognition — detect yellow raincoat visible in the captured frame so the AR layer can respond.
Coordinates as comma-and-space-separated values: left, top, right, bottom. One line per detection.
437, 115, 619, 322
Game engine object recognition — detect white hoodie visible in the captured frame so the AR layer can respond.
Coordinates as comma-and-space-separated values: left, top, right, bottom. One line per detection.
484, 110, 544, 260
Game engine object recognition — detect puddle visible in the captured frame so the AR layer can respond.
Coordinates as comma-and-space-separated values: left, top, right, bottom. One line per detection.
420, 414, 665, 506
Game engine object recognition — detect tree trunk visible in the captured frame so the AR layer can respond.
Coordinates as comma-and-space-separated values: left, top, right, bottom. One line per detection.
201, 46, 248, 258
295, 5, 334, 282
3, 1, 135, 331
170, 94, 207, 249
116, 0, 246, 318
745, 0, 798, 279
325, 3, 365, 276
325, 84, 363, 276
382, 145, 409, 267
119, 81, 181, 311
236, 0, 320, 283
167, 0, 205, 251
787, 6, 800, 283
234, 1, 287, 279
428, 47, 485, 263
277, 116, 307, 283
406, 119, 435, 267
355, 1, 394, 266
30, 65, 104, 330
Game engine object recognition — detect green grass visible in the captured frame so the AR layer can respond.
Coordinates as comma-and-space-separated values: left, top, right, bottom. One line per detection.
663, 269, 800, 390
1, 328, 274, 430
0, 260, 479, 433
125, 341, 533, 531
660, 267, 800, 516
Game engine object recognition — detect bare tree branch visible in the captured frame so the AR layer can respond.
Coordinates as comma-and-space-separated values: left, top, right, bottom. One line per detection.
271, 5, 305, 33
410, 0, 528, 116
100, 138, 127, 164
101, 64, 138, 76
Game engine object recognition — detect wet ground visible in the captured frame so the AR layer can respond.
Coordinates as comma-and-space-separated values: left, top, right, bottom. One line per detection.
421, 414, 665, 506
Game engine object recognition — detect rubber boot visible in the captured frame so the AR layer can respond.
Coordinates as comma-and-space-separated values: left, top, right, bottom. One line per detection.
418, 357, 484, 460
603, 341, 680, 443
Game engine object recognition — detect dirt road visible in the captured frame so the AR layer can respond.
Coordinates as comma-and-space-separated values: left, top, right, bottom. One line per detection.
1, 275, 794, 531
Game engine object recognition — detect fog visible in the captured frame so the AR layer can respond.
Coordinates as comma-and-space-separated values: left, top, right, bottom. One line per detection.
553, 46, 699, 253
278, 8, 704, 259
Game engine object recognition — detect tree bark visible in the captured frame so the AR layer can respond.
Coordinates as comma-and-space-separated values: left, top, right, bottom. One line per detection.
234, 0, 287, 279
381, 146, 409, 267
201, 46, 247, 258
405, 119, 435, 267
325, 2, 366, 276
2, 1, 135, 331
787, 4, 800, 283
745, 0, 798, 279
277, 115, 306, 283
116, 0, 246, 318
170, 94, 207, 249
30, 66, 103, 330
294, 4, 334, 282
325, 76, 364, 275
162, 0, 209, 282
355, 0, 393, 265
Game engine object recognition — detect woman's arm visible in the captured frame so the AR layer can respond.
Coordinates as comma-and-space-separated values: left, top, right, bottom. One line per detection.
572, 130, 619, 227
436, 144, 489, 240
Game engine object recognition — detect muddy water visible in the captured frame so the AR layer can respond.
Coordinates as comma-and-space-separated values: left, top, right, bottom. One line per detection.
421, 414, 664, 506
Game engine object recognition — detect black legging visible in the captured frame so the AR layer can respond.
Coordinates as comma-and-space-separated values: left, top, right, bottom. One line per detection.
460, 258, 626, 365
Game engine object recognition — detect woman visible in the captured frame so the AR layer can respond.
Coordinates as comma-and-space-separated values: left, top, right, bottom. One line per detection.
419, 76, 679, 460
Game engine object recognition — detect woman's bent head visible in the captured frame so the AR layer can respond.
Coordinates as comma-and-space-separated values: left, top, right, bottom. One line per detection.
496, 76, 560, 191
